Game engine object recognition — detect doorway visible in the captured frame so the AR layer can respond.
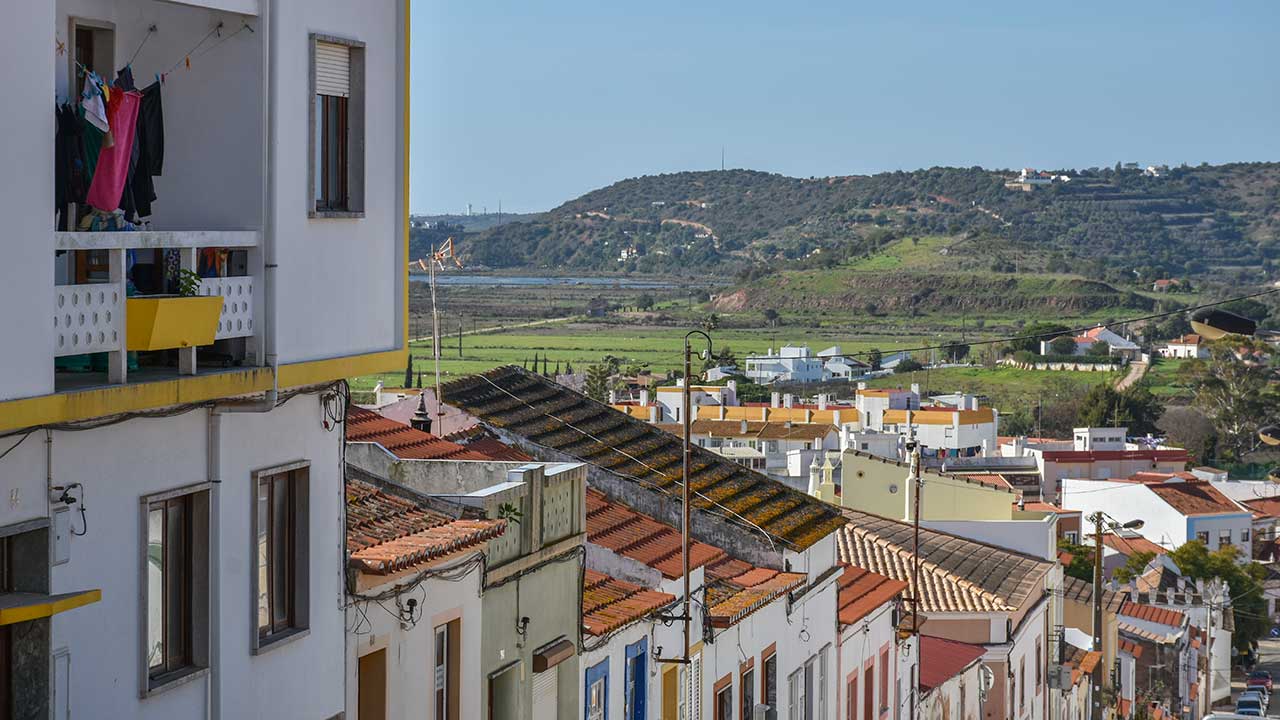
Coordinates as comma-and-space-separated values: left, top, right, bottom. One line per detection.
357, 648, 386, 720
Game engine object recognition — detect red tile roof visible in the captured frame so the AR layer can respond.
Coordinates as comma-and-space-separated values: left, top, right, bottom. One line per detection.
346, 477, 505, 574
918, 636, 985, 691
1145, 480, 1245, 517
1118, 602, 1185, 628
1118, 638, 1144, 658
582, 570, 676, 636
1041, 449, 1190, 463
837, 564, 908, 626
706, 567, 807, 628
1096, 533, 1168, 558
1243, 496, 1280, 519
347, 406, 494, 460
442, 425, 533, 462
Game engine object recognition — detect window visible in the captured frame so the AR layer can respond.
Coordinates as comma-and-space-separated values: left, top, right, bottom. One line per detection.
863, 667, 873, 720
741, 664, 755, 720
879, 650, 888, 715
1063, 531, 1078, 544
788, 670, 803, 720
143, 487, 210, 692
818, 647, 829, 720
847, 677, 857, 720
1035, 638, 1042, 692
1219, 530, 1232, 547
434, 620, 460, 720
586, 659, 609, 720
804, 658, 815, 720
626, 638, 648, 720
1196, 531, 1209, 545
254, 463, 310, 650
763, 649, 778, 720
1019, 658, 1026, 710
715, 675, 733, 720
309, 35, 365, 217
1243, 528, 1251, 543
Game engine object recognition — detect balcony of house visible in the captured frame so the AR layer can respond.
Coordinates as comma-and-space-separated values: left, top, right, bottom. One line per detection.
52, 0, 265, 393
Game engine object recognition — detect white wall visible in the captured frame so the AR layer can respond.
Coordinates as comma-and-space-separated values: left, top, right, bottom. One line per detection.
1, 397, 348, 719
838, 601, 910, 720
270, 0, 404, 363
0, 1, 56, 400
923, 517, 1057, 561
1186, 513, 1253, 556
345, 562, 486, 720
578, 623, 650, 720
1059, 479, 1187, 550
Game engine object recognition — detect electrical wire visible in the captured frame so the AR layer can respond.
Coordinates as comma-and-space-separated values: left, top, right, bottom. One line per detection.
0, 432, 33, 462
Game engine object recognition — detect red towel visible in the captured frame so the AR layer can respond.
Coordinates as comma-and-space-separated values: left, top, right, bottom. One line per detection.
86, 90, 142, 212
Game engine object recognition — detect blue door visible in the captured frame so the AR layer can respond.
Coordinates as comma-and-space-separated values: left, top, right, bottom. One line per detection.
585, 659, 609, 720
625, 638, 648, 720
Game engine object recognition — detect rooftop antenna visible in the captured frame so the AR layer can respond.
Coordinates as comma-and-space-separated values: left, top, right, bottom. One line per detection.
721, 146, 725, 171
428, 238, 463, 426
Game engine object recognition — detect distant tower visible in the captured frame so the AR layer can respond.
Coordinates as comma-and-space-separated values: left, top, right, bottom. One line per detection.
467, 203, 472, 217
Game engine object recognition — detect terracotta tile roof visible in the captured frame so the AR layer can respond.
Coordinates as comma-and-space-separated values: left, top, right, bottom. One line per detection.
705, 567, 807, 628
1145, 481, 1245, 517
1118, 602, 1185, 628
1095, 533, 1168, 558
1020, 501, 1067, 513
442, 425, 533, 461
1118, 637, 1144, 658
918, 636, 985, 691
346, 477, 505, 575
347, 406, 494, 461
1041, 449, 1190, 463
586, 488, 733, 579
1119, 699, 1132, 718
1169, 334, 1202, 345
837, 509, 1052, 614
1061, 575, 1126, 613
441, 366, 846, 550
1118, 621, 1171, 645
1243, 496, 1280, 519
1067, 649, 1103, 686
582, 570, 676, 636
687, 419, 837, 441
837, 564, 908, 626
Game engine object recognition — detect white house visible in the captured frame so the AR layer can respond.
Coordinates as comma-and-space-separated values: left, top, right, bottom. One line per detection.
917, 636, 986, 720
1159, 334, 1210, 360
665, 418, 841, 479
835, 566, 917, 720
1001, 428, 1191, 505
652, 380, 738, 423
745, 345, 827, 384
1059, 474, 1252, 557
1039, 326, 1141, 360
0, 1, 407, 717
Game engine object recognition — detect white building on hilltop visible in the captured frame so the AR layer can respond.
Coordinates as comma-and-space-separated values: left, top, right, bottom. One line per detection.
745, 344, 827, 383
0, 1, 407, 717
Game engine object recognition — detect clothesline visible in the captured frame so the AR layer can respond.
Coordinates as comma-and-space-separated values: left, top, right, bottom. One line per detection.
64, 19, 254, 94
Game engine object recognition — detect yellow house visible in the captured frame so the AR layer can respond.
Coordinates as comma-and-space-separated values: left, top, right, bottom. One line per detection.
839, 449, 1020, 521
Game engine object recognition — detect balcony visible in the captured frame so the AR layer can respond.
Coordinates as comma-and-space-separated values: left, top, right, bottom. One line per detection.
53, 230, 261, 391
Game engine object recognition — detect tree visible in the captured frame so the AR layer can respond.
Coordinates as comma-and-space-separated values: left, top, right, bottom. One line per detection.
1012, 322, 1070, 354
1167, 540, 1267, 651
583, 364, 612, 402
1085, 340, 1111, 357
404, 355, 414, 388
636, 293, 655, 311
1058, 540, 1095, 583
1049, 335, 1078, 356
1076, 384, 1163, 435
763, 308, 779, 327
1182, 341, 1279, 460
1156, 406, 1217, 461
1112, 551, 1156, 583
701, 313, 720, 331
895, 358, 924, 374
942, 340, 970, 363
867, 348, 883, 372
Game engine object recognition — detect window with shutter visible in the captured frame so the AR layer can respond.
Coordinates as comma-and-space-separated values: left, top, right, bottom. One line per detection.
309, 35, 366, 217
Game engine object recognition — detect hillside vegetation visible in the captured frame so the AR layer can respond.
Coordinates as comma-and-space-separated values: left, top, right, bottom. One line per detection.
451, 163, 1280, 290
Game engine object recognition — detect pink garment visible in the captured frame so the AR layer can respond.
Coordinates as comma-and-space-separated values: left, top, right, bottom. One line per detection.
86, 90, 142, 212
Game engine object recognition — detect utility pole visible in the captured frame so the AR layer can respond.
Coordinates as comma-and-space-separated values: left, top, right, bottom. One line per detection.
1091, 512, 1105, 720
907, 410, 924, 687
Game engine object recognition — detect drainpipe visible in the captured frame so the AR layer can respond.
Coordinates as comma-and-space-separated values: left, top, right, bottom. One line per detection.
207, 410, 223, 720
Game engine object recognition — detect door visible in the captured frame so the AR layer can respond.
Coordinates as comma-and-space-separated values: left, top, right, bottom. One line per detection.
532, 668, 558, 720
489, 664, 521, 720
626, 638, 648, 720
664, 665, 680, 720
358, 649, 387, 720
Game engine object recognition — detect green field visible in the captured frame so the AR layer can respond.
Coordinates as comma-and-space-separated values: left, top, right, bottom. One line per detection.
1143, 357, 1193, 399
863, 365, 1119, 409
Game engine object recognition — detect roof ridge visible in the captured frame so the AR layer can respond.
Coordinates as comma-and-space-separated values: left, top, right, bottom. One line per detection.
853, 527, 1013, 610
840, 507, 1052, 565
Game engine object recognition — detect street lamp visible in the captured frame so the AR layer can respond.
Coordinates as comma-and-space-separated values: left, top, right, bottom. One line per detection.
1089, 512, 1145, 720
1259, 426, 1280, 447
1189, 308, 1257, 340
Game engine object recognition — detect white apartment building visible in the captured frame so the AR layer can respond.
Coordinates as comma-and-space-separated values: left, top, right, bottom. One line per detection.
745, 345, 827, 384
1, 1, 407, 717
1001, 428, 1191, 505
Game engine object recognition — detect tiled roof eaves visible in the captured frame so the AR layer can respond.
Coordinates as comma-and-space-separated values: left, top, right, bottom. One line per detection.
582, 570, 677, 636
349, 519, 506, 574
441, 366, 846, 550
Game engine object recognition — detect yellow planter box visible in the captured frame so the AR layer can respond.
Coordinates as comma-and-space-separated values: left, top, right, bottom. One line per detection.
126, 296, 224, 351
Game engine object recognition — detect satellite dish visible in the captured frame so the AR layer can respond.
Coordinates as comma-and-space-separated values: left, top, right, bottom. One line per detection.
1190, 308, 1257, 340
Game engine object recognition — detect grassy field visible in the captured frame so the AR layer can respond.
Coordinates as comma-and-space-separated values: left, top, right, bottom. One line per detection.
1143, 357, 1193, 399
862, 365, 1119, 409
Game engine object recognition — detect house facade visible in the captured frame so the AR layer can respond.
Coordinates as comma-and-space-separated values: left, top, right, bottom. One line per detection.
0, 1, 407, 717
1158, 335, 1209, 360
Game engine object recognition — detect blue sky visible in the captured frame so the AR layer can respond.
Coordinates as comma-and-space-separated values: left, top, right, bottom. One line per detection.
410, 1, 1279, 214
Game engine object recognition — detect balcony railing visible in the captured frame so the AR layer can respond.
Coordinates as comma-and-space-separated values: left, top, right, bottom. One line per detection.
53, 230, 260, 386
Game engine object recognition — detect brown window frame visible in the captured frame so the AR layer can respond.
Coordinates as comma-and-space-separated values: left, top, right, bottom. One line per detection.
148, 495, 194, 681
740, 658, 755, 720
316, 94, 350, 212
762, 644, 778, 720
863, 666, 874, 720
141, 485, 211, 696
252, 461, 310, 653
714, 673, 733, 720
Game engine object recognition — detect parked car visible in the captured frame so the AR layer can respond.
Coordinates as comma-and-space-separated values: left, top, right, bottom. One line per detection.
1236, 697, 1265, 716
1239, 690, 1268, 708
1249, 669, 1274, 692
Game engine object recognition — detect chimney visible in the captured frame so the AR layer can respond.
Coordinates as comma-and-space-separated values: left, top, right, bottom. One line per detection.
608, 390, 617, 404
833, 410, 841, 425
740, 420, 748, 435
804, 410, 812, 423
649, 406, 658, 424
783, 394, 794, 409
640, 389, 650, 407
910, 383, 920, 397
410, 394, 433, 434
857, 381, 867, 391
771, 392, 780, 408
718, 405, 726, 420
818, 394, 828, 411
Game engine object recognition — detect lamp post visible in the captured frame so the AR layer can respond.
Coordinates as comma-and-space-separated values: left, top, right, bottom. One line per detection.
1189, 307, 1258, 340
680, 330, 711, 669
1089, 512, 1145, 720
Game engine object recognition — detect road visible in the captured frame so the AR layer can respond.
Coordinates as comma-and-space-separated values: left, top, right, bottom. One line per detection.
1228, 637, 1280, 714
1114, 361, 1149, 391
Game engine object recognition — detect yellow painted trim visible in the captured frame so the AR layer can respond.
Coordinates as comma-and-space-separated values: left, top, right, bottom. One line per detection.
126, 296, 223, 351
0, 369, 273, 434
0, 349, 407, 434
0, 589, 101, 626
402, 0, 411, 352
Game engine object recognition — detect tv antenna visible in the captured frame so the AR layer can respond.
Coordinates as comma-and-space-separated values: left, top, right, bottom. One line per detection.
427, 238, 463, 423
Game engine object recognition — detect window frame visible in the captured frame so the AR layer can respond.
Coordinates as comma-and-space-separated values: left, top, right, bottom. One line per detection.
586, 658, 609, 720
1219, 529, 1232, 548
715, 673, 733, 720
740, 658, 755, 720
762, 644, 778, 720
139, 483, 211, 697
1196, 530, 1209, 545
307, 33, 367, 219
251, 460, 311, 654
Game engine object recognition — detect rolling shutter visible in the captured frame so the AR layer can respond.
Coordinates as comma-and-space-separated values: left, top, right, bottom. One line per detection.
314, 41, 350, 97
531, 669, 558, 720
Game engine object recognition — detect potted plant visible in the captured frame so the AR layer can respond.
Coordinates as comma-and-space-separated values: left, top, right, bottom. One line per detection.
126, 269, 225, 351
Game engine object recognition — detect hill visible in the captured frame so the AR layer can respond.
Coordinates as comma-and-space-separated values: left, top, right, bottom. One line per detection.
457, 163, 1280, 289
